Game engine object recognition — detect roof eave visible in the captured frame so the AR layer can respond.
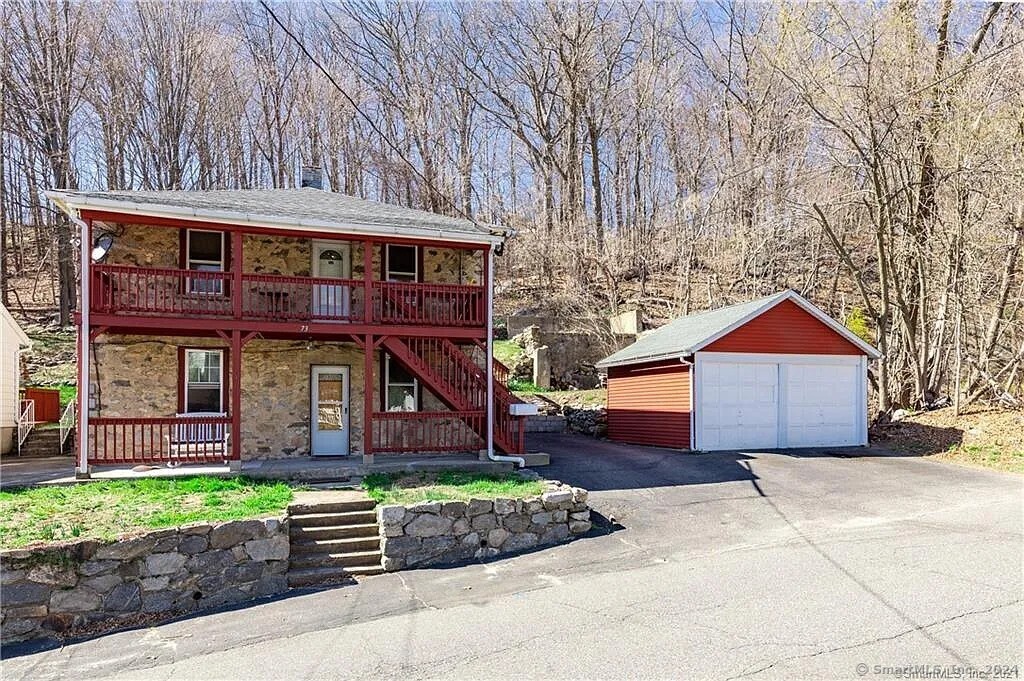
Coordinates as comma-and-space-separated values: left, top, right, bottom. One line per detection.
595, 351, 691, 370
45, 191, 508, 247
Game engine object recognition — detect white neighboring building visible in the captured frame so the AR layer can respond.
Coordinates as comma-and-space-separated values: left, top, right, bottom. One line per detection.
1, 304, 32, 454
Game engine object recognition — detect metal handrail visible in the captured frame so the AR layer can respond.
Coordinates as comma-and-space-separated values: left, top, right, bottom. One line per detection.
59, 400, 77, 452
17, 399, 35, 454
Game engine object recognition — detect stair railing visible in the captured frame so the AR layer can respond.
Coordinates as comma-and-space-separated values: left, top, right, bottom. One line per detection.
59, 400, 77, 452
17, 399, 35, 454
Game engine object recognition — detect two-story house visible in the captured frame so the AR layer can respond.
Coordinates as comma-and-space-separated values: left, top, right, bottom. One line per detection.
47, 188, 530, 475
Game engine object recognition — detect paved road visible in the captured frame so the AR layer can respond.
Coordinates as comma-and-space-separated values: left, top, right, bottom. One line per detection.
4, 436, 1022, 680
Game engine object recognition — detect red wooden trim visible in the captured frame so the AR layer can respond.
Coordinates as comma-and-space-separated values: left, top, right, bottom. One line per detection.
176, 347, 186, 413
81, 209, 491, 250
87, 312, 486, 339
231, 231, 242, 318
230, 330, 241, 461
178, 228, 186, 270
363, 239, 372, 323
363, 334, 374, 456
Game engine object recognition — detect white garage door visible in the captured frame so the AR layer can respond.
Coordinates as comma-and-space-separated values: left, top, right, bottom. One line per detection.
698, 361, 779, 450
696, 354, 865, 450
785, 363, 861, 447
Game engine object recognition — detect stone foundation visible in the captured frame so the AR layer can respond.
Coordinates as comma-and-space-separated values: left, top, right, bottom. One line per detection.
378, 483, 591, 570
1, 518, 289, 644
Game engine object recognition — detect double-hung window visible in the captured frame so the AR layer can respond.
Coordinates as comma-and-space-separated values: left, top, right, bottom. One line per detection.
183, 349, 224, 413
385, 244, 418, 282
186, 229, 225, 294
384, 354, 418, 412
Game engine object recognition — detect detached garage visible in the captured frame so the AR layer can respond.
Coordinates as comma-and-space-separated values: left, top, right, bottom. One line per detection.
596, 290, 880, 451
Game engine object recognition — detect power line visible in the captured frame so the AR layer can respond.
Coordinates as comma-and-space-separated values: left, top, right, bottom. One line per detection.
258, 0, 477, 225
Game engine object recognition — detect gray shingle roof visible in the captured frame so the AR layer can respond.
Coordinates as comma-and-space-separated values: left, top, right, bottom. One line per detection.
597, 291, 795, 368
47, 188, 506, 243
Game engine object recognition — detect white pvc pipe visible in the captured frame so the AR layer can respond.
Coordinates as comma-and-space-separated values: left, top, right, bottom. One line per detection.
75, 214, 90, 475
485, 247, 524, 468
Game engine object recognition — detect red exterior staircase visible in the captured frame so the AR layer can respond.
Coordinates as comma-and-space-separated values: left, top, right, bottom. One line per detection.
380, 337, 526, 454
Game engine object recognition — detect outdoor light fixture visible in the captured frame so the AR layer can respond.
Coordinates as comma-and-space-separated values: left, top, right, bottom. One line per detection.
91, 234, 114, 262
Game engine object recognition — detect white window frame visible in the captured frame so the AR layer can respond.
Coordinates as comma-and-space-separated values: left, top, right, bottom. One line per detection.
384, 354, 419, 412
186, 229, 226, 294
183, 348, 224, 413
385, 244, 418, 282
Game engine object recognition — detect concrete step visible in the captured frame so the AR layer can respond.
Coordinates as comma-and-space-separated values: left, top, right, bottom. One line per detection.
289, 550, 382, 570
289, 523, 380, 540
288, 496, 376, 515
289, 510, 377, 527
291, 536, 381, 555
287, 564, 384, 587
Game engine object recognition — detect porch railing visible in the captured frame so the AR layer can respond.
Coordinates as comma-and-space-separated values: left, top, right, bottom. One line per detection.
372, 411, 485, 453
88, 415, 234, 465
17, 399, 35, 453
374, 281, 485, 327
240, 273, 364, 322
90, 264, 484, 327
58, 400, 76, 452
92, 265, 233, 316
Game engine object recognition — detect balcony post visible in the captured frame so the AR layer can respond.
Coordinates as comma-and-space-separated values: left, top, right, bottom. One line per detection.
363, 333, 374, 465
77, 216, 93, 478
232, 231, 243, 319
363, 240, 372, 323
230, 329, 242, 471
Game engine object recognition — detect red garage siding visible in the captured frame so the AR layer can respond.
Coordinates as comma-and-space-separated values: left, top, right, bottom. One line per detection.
704, 299, 865, 355
607, 360, 690, 449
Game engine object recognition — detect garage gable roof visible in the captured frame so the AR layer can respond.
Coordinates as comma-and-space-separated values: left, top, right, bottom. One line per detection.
596, 290, 880, 368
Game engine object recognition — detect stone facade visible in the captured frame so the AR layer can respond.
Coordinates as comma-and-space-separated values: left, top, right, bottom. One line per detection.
91, 337, 379, 458
0, 518, 289, 644
103, 222, 481, 284
378, 484, 591, 570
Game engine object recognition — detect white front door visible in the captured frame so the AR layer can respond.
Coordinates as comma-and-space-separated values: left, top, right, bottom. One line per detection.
698, 360, 779, 450
311, 366, 350, 456
785, 363, 861, 447
312, 241, 351, 319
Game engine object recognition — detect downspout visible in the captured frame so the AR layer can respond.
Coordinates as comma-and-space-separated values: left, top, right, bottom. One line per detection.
73, 212, 91, 476
681, 355, 694, 450
485, 246, 525, 468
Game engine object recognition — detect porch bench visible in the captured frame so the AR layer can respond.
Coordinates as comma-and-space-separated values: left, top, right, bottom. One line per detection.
165, 412, 229, 465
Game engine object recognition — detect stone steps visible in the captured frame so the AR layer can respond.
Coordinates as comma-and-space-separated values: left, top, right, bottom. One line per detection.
289, 510, 378, 527
287, 564, 384, 587
290, 536, 381, 554
15, 428, 71, 458
289, 523, 380, 541
286, 491, 383, 588
289, 550, 383, 570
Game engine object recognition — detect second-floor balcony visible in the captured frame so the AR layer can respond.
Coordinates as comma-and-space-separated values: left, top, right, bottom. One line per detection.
90, 264, 486, 328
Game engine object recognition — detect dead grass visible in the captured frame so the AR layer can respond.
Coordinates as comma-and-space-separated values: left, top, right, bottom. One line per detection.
874, 407, 1024, 474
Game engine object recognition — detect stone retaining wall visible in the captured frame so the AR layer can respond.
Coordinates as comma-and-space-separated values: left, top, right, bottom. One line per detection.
1, 517, 289, 644
378, 484, 591, 570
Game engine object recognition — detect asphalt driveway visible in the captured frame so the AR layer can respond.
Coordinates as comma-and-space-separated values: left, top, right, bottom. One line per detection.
4, 435, 1021, 679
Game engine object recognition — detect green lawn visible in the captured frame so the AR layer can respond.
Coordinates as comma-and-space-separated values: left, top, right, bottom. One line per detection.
493, 340, 524, 368
0, 477, 293, 549
362, 471, 545, 505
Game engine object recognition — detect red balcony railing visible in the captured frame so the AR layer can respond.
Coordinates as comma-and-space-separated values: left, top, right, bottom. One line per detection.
90, 264, 484, 328
374, 281, 484, 327
241, 273, 365, 322
93, 266, 233, 317
88, 415, 234, 465
371, 411, 485, 453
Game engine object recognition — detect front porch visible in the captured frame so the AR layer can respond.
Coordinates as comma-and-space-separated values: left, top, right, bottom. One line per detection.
79, 334, 526, 473
3, 452, 515, 489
